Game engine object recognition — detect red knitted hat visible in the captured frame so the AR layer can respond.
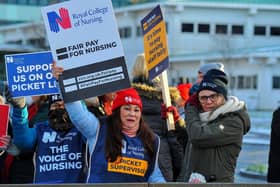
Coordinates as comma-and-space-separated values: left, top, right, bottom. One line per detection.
112, 88, 142, 111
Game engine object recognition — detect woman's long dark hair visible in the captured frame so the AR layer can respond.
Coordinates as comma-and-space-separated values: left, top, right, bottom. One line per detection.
105, 107, 156, 162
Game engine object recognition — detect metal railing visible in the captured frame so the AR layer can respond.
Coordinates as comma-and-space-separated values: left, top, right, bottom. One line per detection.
0, 183, 277, 187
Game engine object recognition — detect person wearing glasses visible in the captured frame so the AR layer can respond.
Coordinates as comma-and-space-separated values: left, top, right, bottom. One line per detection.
189, 63, 224, 96
177, 69, 250, 183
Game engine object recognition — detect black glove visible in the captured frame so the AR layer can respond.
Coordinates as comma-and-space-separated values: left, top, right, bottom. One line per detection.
5, 88, 25, 108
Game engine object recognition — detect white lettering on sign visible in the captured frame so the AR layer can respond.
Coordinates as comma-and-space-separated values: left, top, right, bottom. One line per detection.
64, 85, 78, 93
63, 78, 77, 86
78, 73, 124, 89
77, 66, 123, 82
16, 64, 52, 73
10, 63, 56, 92
38, 145, 83, 173
42, 132, 57, 143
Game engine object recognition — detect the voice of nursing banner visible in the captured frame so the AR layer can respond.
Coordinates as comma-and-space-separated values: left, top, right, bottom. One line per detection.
141, 5, 169, 81
5, 51, 58, 98
41, 0, 130, 103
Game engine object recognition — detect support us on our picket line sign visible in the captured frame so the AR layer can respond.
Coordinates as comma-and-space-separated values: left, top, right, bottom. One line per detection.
5, 51, 58, 97
12, 64, 56, 92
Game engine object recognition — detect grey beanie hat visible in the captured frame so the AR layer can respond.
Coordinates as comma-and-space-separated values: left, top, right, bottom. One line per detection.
198, 63, 225, 75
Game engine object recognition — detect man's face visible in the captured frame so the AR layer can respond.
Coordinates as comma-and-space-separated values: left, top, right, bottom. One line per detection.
197, 72, 204, 84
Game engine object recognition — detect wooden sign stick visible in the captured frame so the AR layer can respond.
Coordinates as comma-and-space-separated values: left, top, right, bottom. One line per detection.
159, 70, 175, 131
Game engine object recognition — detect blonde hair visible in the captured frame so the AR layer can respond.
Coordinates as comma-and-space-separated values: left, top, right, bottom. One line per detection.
132, 53, 161, 87
0, 95, 4, 104
132, 53, 148, 80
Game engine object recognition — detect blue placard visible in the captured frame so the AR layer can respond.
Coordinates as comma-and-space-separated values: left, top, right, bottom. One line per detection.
5, 51, 59, 97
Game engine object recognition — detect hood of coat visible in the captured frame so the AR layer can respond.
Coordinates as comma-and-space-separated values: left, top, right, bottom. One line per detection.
234, 108, 251, 135
199, 96, 251, 135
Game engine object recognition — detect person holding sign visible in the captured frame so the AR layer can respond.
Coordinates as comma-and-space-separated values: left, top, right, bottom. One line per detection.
0, 96, 11, 152
7, 91, 87, 184
178, 69, 250, 182
0, 95, 12, 184
0, 95, 20, 183
52, 63, 165, 183
131, 53, 186, 181
7, 95, 50, 184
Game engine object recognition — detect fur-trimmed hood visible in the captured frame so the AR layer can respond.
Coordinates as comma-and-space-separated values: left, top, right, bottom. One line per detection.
132, 83, 181, 104
132, 83, 186, 128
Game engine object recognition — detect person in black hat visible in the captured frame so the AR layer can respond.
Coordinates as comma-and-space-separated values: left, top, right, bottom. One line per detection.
178, 69, 251, 183
7, 94, 50, 184
189, 63, 225, 96
7, 91, 87, 184
0, 95, 20, 184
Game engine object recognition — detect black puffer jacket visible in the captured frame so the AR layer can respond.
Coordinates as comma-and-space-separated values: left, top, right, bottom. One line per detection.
267, 107, 280, 182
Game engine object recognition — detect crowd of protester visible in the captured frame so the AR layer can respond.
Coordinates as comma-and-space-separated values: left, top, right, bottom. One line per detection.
0, 55, 257, 184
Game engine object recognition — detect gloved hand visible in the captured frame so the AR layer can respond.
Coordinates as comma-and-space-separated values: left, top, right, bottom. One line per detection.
161, 104, 180, 123
5, 88, 25, 108
186, 93, 200, 107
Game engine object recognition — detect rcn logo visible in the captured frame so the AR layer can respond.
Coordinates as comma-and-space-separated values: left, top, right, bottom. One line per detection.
47, 8, 72, 33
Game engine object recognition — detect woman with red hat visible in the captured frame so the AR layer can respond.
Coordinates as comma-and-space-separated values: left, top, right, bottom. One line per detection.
67, 88, 165, 183
52, 64, 165, 183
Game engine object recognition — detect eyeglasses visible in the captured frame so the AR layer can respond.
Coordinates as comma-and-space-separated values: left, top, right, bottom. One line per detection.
198, 93, 220, 103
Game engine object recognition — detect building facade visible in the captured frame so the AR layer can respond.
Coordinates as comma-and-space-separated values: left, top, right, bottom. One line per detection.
0, 0, 66, 80
114, 1, 280, 110
0, 0, 279, 110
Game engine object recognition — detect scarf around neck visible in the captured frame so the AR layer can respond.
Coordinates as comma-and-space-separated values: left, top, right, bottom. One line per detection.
199, 96, 245, 124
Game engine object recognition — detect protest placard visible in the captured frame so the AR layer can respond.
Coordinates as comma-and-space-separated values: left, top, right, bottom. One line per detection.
0, 104, 9, 146
41, 0, 130, 102
141, 5, 169, 81
5, 51, 58, 97
141, 5, 174, 130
